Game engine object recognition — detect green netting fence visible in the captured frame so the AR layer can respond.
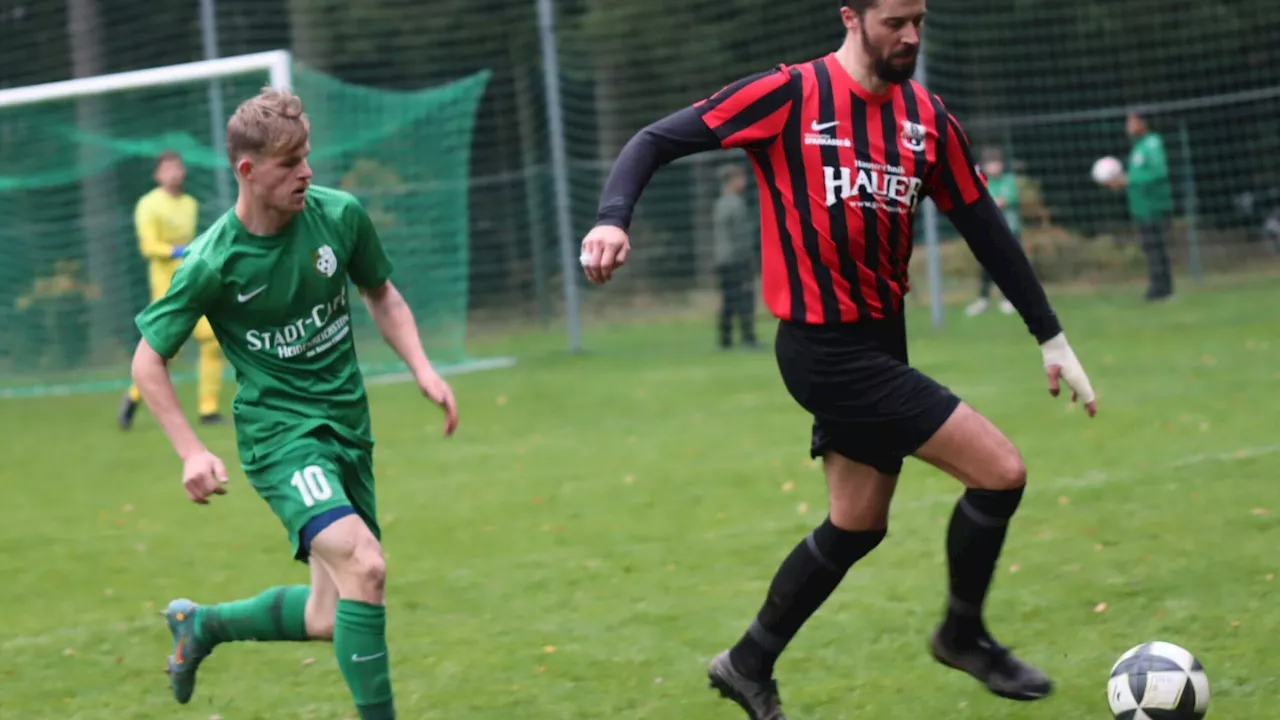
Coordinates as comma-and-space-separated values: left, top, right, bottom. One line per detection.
0, 63, 497, 398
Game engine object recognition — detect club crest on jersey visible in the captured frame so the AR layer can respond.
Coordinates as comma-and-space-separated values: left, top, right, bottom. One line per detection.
900, 121, 927, 152
313, 245, 337, 277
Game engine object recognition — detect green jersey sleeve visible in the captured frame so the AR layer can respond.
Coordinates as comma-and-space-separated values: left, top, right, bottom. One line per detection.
135, 256, 220, 358
345, 198, 394, 290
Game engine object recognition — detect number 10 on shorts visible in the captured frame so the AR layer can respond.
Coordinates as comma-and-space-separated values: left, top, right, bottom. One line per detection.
291, 465, 333, 507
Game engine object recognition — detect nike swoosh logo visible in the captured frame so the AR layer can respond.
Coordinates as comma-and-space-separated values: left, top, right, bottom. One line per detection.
237, 285, 267, 303
811, 120, 839, 132
352, 652, 387, 663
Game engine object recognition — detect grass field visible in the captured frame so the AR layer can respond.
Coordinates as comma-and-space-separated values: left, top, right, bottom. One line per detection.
2, 276, 1279, 719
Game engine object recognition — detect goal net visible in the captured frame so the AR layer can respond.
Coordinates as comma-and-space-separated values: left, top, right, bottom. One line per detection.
0, 51, 498, 398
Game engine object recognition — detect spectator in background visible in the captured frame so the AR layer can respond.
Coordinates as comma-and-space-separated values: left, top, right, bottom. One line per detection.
966, 146, 1021, 317
713, 163, 758, 349
1107, 111, 1174, 301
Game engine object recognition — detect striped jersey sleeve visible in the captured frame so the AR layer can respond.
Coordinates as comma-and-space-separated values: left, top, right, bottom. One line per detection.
694, 66, 794, 149
928, 109, 986, 212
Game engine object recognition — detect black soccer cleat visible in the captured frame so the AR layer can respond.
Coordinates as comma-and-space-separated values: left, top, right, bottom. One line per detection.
707, 650, 789, 720
118, 391, 138, 430
198, 413, 227, 426
929, 628, 1052, 701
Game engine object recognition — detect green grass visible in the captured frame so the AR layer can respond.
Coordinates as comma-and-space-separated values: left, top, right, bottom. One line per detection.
2, 277, 1279, 719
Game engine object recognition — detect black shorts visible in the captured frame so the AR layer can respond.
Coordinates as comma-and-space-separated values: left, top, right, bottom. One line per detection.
774, 313, 960, 476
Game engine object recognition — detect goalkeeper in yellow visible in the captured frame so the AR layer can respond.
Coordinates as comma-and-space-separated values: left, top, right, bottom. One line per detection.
118, 151, 226, 428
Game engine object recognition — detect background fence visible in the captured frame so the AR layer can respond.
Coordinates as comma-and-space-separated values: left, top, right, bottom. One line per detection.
1, 0, 1278, 393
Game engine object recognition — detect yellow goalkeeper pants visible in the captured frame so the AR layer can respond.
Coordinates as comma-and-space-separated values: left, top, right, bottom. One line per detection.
129, 316, 223, 416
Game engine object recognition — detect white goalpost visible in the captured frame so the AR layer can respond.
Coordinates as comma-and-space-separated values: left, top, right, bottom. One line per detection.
0, 49, 293, 109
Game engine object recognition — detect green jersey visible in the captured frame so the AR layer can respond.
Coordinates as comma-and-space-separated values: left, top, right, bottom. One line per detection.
1126, 132, 1173, 222
135, 185, 394, 463
985, 173, 1021, 235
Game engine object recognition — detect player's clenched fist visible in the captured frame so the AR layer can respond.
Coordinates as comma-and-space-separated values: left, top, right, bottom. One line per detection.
579, 224, 631, 285
182, 449, 229, 504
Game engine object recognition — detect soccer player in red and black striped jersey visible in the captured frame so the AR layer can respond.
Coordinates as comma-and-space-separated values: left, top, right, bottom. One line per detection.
580, 1, 1100, 718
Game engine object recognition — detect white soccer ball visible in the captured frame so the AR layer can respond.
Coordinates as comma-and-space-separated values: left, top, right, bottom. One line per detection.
1108, 641, 1210, 720
1092, 155, 1124, 185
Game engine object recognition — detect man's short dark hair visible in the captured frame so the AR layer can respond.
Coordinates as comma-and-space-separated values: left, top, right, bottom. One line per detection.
840, 0, 879, 13
155, 149, 182, 169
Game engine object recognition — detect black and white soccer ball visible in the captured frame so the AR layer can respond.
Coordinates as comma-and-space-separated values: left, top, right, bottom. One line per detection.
1108, 641, 1210, 719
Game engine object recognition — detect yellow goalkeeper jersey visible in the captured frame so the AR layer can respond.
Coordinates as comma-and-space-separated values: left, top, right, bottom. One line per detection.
135, 187, 199, 299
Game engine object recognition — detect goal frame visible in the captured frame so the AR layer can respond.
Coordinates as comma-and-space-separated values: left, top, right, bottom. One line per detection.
0, 49, 292, 110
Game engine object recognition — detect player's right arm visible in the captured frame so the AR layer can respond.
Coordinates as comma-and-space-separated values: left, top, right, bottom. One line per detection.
581, 66, 794, 284
132, 257, 228, 503
134, 195, 184, 260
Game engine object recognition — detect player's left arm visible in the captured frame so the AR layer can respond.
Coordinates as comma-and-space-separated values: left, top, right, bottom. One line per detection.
933, 110, 1097, 415
347, 200, 458, 435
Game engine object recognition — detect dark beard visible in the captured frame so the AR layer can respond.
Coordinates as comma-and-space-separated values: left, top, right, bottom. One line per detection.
862, 26, 918, 84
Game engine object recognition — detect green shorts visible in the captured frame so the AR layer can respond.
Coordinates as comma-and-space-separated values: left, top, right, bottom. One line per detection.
244, 430, 379, 562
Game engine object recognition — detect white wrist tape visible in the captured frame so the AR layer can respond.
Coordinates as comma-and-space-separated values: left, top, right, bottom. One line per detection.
1040, 332, 1096, 404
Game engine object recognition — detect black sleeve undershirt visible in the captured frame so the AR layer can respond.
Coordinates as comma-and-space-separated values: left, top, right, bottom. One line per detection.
594, 106, 723, 230
946, 190, 1063, 343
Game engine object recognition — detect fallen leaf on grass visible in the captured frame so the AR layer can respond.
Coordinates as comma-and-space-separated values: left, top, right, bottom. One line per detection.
797, 502, 809, 514
543, 645, 556, 654
1009, 564, 1021, 573
1251, 508, 1269, 516
1094, 603, 1108, 613
302, 658, 315, 666
1266, 573, 1275, 582
781, 481, 795, 493
1058, 496, 1070, 505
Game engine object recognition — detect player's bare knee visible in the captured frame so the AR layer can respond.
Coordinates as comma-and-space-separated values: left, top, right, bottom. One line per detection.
824, 453, 897, 530
989, 447, 1027, 490
352, 543, 387, 596
970, 449, 1026, 491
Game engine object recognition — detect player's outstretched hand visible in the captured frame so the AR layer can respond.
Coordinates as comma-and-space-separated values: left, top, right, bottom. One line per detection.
1040, 332, 1098, 417
579, 224, 631, 285
182, 449, 229, 504
418, 371, 459, 437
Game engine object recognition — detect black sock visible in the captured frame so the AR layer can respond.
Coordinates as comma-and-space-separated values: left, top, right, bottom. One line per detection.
729, 518, 886, 680
942, 487, 1024, 646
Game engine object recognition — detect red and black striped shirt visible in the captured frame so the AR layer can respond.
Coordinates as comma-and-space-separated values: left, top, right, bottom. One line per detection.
596, 53, 1061, 341
695, 54, 981, 323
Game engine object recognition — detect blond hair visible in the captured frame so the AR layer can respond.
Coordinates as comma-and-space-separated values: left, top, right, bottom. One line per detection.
226, 86, 310, 164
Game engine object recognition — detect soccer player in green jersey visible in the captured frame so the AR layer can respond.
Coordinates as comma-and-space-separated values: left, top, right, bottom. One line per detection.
130, 87, 459, 720
966, 146, 1022, 317
1106, 110, 1175, 301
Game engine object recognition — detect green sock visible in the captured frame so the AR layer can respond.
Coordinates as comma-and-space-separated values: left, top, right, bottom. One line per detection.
194, 585, 311, 647
334, 599, 395, 720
